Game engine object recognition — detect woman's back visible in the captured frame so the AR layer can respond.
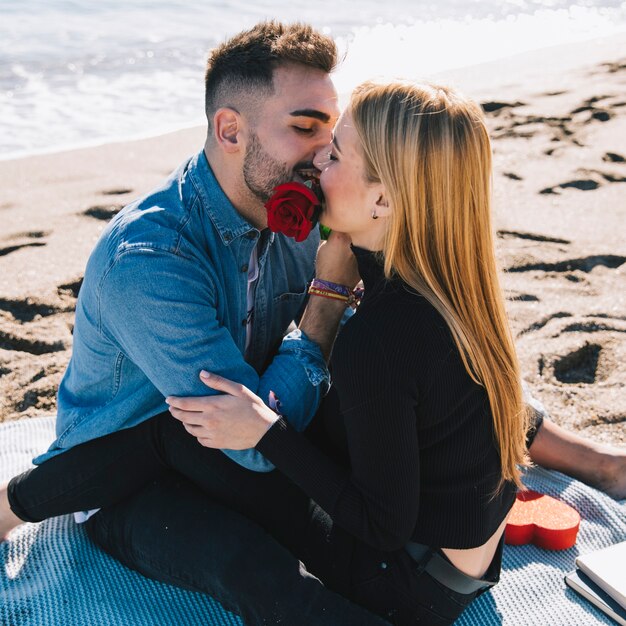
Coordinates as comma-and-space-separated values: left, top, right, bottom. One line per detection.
321, 245, 516, 550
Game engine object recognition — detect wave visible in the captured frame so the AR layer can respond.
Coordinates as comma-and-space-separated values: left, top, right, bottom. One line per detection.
1, 1, 625, 158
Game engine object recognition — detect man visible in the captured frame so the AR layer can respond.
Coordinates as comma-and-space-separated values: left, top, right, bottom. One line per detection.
2, 22, 387, 625
34, 22, 342, 472
1, 19, 624, 626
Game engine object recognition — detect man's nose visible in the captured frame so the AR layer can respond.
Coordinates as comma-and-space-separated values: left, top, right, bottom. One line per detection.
318, 125, 334, 146
311, 124, 333, 152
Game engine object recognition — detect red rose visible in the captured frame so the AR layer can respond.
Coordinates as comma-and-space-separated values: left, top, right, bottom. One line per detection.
264, 182, 321, 242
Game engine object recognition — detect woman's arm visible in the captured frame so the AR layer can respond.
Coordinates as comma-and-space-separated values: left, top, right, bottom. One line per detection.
169, 330, 421, 552
257, 391, 421, 551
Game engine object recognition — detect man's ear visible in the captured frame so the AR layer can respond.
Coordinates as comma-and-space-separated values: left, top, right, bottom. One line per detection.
213, 107, 243, 154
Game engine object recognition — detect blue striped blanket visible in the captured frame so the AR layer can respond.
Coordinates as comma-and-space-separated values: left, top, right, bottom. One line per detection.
1, 416, 625, 625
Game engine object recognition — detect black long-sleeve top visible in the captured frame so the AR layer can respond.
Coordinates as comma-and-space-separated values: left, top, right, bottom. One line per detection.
256, 245, 517, 551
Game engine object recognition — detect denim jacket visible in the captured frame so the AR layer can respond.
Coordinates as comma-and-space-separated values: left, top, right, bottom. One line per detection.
34, 150, 327, 471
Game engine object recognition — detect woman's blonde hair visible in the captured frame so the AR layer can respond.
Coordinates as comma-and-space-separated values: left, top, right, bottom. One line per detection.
350, 81, 529, 489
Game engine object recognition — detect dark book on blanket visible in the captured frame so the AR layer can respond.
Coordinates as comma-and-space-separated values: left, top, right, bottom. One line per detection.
575, 541, 626, 610
565, 570, 626, 626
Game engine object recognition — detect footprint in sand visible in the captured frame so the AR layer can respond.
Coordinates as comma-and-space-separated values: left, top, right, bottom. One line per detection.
0, 297, 60, 323
528, 313, 625, 388
585, 313, 626, 322
0, 231, 48, 258
57, 278, 83, 299
541, 90, 568, 97
0, 329, 66, 355
590, 110, 612, 122
540, 168, 626, 194
508, 254, 626, 274
497, 230, 570, 245
519, 312, 573, 337
493, 111, 580, 145
0, 276, 82, 325
570, 94, 614, 114
17, 386, 59, 412
506, 292, 540, 302
0, 242, 47, 257
563, 273, 588, 283
591, 169, 626, 183
553, 343, 602, 384
102, 188, 133, 196
83, 204, 123, 221
481, 101, 526, 114
599, 60, 626, 73
583, 413, 626, 429
6, 230, 51, 240
540, 179, 600, 194
560, 320, 626, 335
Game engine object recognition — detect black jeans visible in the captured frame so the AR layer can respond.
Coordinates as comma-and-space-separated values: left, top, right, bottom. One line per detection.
8, 412, 497, 625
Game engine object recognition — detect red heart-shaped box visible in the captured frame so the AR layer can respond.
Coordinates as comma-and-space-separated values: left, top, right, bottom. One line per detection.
505, 490, 580, 550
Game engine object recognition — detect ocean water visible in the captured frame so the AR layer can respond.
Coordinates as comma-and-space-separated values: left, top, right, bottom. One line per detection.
1, 0, 625, 159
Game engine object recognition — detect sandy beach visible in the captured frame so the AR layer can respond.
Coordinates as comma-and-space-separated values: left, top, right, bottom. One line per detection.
1, 35, 624, 445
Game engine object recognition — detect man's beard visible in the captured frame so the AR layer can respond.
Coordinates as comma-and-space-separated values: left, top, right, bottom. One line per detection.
242, 132, 298, 203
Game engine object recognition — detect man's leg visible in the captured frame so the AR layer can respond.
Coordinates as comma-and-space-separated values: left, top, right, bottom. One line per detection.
1, 417, 168, 541
85, 472, 387, 626
524, 385, 626, 499
0, 411, 331, 554
528, 418, 626, 499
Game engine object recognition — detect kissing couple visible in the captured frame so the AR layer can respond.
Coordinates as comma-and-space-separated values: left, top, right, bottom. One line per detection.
2, 21, 625, 626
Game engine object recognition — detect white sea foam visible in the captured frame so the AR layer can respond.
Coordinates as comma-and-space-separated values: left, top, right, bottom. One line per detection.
1, 0, 625, 159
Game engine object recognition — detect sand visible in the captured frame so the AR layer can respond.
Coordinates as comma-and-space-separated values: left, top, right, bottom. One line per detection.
0, 35, 624, 446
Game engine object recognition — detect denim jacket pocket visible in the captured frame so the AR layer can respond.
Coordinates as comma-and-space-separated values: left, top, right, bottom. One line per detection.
272, 287, 308, 304
271, 287, 308, 334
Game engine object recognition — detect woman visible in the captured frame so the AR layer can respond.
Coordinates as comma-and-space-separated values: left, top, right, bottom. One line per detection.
2, 81, 529, 624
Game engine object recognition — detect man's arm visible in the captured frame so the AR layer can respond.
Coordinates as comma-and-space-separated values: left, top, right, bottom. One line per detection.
254, 234, 361, 427
298, 232, 362, 362
100, 249, 339, 471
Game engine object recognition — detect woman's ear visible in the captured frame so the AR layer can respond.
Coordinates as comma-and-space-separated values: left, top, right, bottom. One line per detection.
373, 185, 392, 218
213, 107, 243, 153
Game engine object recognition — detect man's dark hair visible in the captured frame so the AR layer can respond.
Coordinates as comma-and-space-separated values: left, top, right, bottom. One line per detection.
204, 21, 337, 127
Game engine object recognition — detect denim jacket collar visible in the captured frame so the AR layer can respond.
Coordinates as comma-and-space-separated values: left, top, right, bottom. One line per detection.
190, 150, 259, 246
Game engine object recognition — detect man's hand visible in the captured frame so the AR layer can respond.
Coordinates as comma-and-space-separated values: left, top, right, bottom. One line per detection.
315, 231, 360, 288
166, 371, 279, 450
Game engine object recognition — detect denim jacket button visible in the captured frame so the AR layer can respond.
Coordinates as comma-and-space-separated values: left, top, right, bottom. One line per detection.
241, 318, 247, 327
241, 264, 249, 273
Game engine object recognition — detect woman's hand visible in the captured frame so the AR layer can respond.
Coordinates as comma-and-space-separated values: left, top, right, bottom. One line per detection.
315, 231, 360, 288
166, 371, 279, 450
